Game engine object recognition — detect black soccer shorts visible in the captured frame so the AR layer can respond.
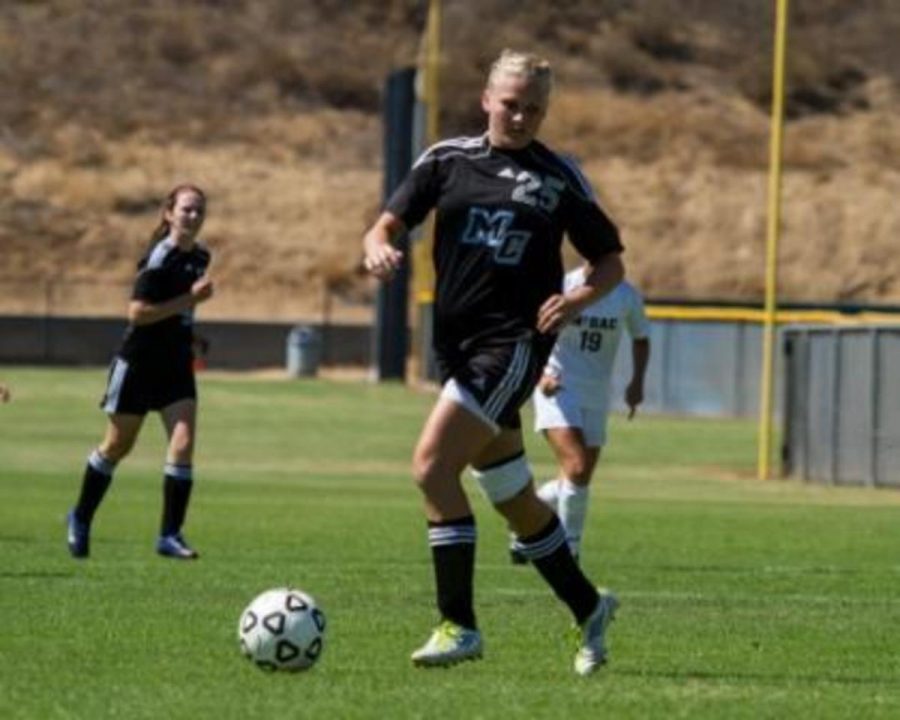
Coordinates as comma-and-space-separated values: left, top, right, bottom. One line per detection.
436, 335, 551, 430
100, 355, 197, 415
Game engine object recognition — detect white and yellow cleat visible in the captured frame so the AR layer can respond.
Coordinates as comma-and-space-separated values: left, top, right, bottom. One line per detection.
411, 620, 483, 668
574, 589, 619, 676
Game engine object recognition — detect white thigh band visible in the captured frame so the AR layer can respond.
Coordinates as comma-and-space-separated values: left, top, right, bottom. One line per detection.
471, 454, 531, 504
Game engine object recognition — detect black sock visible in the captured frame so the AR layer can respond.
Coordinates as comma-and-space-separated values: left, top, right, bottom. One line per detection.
73, 450, 115, 524
516, 515, 599, 625
428, 516, 477, 630
161, 464, 193, 536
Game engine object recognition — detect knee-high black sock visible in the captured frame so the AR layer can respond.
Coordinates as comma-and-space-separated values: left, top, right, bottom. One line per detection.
514, 515, 599, 625
428, 516, 477, 630
74, 450, 116, 524
161, 463, 193, 536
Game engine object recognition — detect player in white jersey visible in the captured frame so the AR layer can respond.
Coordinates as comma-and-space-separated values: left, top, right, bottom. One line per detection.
513, 270, 650, 562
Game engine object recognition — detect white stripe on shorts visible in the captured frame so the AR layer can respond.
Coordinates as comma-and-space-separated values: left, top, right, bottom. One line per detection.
483, 341, 530, 420
102, 357, 129, 414
440, 379, 500, 434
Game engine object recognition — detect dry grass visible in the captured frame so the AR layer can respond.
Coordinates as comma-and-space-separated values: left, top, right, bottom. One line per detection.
2, 0, 900, 318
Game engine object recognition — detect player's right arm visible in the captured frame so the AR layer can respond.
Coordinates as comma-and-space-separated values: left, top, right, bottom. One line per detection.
362, 212, 406, 281
364, 142, 443, 282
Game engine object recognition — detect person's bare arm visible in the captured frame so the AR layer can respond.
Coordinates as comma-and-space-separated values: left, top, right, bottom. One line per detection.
536, 253, 624, 334
362, 212, 406, 281
127, 277, 214, 326
625, 337, 650, 419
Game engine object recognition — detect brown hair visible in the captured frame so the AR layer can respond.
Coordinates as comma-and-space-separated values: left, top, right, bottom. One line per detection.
147, 183, 207, 248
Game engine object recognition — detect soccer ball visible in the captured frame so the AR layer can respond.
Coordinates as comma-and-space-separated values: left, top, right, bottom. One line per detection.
238, 587, 326, 672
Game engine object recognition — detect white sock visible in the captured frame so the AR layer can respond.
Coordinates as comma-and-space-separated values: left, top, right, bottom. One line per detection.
536, 478, 562, 511
558, 479, 590, 556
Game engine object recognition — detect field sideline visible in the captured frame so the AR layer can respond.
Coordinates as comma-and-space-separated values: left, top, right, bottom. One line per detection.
1, 367, 898, 719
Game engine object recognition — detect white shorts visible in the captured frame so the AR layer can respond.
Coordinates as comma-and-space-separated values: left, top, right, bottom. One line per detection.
533, 385, 609, 447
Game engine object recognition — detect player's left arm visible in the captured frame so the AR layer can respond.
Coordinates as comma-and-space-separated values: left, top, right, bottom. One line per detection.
624, 287, 651, 419
575, 253, 625, 309
538, 169, 624, 334
625, 337, 650, 419
537, 253, 623, 334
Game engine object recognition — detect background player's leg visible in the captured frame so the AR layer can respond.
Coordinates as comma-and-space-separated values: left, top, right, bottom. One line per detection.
536, 476, 561, 508
68, 413, 143, 558
545, 426, 601, 558
157, 398, 198, 559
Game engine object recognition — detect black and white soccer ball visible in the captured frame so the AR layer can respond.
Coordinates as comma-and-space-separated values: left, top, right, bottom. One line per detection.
238, 587, 326, 672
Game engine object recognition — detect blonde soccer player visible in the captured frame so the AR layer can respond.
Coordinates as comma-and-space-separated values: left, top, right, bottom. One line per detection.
363, 49, 625, 675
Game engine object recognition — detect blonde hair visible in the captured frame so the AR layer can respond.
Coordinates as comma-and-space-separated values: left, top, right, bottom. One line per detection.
487, 49, 553, 93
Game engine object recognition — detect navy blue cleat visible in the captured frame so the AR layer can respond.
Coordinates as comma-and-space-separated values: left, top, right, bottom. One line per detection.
66, 510, 90, 559
156, 533, 199, 559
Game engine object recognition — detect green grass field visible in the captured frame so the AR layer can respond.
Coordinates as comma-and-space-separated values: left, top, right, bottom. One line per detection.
1, 367, 898, 719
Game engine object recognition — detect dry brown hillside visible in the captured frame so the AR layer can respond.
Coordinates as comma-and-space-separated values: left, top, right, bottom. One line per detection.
2, 0, 900, 321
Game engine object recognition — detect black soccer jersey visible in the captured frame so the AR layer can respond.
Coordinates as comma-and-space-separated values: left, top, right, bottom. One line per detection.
386, 134, 622, 349
117, 237, 211, 366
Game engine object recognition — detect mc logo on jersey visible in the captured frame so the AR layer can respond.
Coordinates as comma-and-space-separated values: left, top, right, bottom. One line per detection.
461, 207, 532, 266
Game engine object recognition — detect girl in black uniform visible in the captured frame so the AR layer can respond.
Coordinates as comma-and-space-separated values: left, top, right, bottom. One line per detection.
67, 184, 214, 560
363, 50, 625, 675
